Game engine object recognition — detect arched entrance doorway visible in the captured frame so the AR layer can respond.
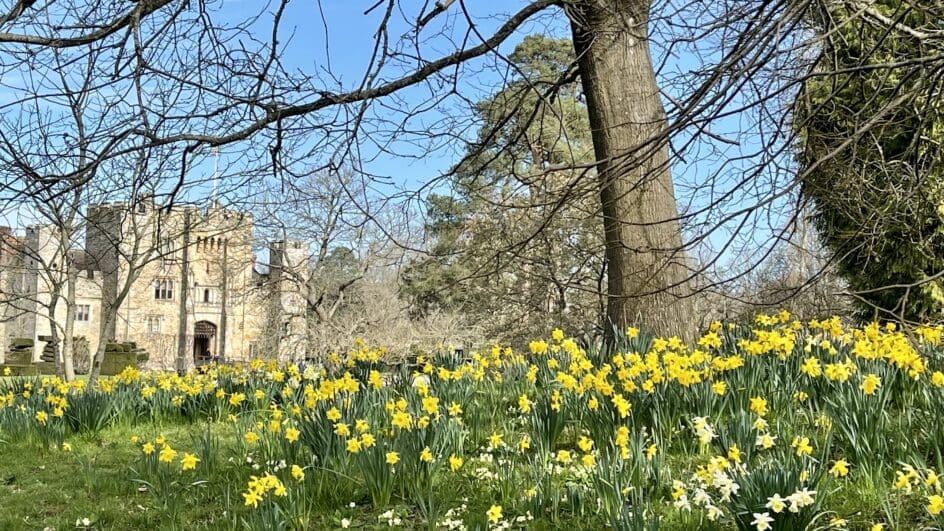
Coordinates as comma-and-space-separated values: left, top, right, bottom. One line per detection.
193, 320, 217, 366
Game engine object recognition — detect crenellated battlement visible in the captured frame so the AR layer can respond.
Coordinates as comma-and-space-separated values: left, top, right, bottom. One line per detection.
0, 200, 310, 370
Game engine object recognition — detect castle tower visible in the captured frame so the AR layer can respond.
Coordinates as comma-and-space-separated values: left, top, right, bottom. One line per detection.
22, 225, 63, 361
85, 203, 131, 342
267, 240, 308, 361
184, 205, 257, 367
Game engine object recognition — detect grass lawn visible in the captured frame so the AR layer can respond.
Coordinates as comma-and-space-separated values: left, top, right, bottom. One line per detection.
0, 422, 236, 531
0, 419, 615, 530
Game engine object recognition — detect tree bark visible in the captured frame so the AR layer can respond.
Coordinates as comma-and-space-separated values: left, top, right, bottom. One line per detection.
569, 0, 695, 339
45, 292, 60, 373
88, 308, 114, 383
176, 211, 191, 374
62, 260, 77, 381
219, 239, 228, 361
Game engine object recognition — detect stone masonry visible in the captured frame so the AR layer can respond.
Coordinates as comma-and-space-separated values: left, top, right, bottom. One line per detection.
0, 200, 308, 370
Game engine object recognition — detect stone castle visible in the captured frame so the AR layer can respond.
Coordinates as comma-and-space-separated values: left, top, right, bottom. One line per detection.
0, 200, 309, 371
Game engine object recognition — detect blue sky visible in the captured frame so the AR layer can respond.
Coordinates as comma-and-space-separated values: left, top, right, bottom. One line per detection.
224, 0, 567, 186
221, 0, 797, 274
0, 0, 798, 277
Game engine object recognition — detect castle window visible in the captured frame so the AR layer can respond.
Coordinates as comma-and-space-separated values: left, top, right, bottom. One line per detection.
146, 315, 162, 334
161, 238, 175, 263
154, 279, 174, 300
248, 342, 257, 358
75, 304, 90, 322
197, 287, 219, 304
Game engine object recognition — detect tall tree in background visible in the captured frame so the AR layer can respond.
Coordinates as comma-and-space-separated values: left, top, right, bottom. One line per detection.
403, 35, 605, 341
402, 194, 478, 319
797, 0, 944, 323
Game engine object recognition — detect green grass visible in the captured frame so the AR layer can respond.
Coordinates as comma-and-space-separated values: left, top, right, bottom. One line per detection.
0, 421, 613, 530
0, 423, 901, 531
0, 423, 230, 531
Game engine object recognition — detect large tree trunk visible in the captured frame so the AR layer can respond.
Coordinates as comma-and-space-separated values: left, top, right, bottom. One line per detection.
219, 240, 228, 361
569, 0, 696, 339
59, 227, 77, 381
62, 264, 77, 381
45, 294, 60, 373
175, 210, 191, 374
88, 305, 115, 383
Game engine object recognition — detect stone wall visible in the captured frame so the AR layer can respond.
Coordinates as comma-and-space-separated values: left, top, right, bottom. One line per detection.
0, 201, 301, 371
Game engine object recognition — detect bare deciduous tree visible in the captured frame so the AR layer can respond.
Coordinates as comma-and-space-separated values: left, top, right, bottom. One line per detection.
1, 0, 941, 342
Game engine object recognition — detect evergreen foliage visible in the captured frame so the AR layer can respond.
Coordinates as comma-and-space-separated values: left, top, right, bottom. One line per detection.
401, 35, 605, 342
797, 0, 944, 321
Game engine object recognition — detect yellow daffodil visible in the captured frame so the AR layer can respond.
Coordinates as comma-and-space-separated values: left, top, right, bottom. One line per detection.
517, 394, 532, 413
420, 447, 434, 463
159, 445, 177, 463
577, 436, 593, 453
792, 436, 813, 457
486, 505, 502, 524
861, 374, 881, 395
346, 438, 362, 454
181, 453, 200, 470
830, 459, 849, 478
928, 495, 944, 516
749, 396, 768, 416
243, 489, 262, 508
